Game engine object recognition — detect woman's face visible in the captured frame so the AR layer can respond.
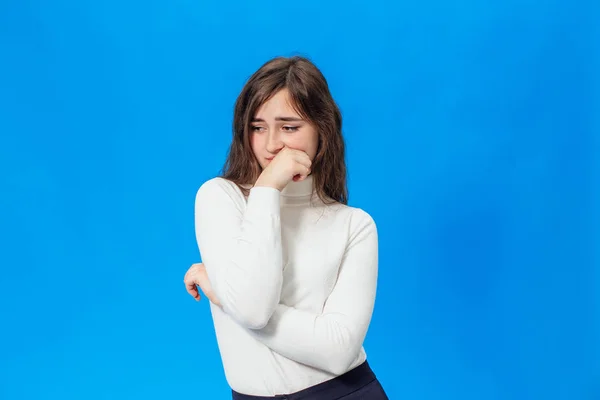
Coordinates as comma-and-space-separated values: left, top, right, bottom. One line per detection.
250, 88, 319, 170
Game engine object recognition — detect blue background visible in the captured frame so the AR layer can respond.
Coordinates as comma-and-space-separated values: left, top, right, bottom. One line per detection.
1, 0, 598, 399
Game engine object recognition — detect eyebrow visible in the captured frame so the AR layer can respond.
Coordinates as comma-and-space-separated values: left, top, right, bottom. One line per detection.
252, 116, 304, 122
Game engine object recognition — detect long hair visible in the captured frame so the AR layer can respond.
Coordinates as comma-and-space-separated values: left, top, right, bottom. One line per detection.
220, 56, 348, 205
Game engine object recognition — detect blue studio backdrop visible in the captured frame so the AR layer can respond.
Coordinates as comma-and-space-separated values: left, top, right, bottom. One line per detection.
0, 1, 597, 399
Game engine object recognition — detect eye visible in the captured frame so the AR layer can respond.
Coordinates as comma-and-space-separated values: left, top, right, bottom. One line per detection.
251, 125, 265, 132
282, 126, 299, 132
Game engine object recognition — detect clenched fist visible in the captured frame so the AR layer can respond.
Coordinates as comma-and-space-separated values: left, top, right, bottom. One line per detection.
255, 147, 312, 191
184, 262, 221, 307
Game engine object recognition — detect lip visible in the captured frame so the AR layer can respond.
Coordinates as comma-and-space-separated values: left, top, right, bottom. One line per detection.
265, 157, 274, 161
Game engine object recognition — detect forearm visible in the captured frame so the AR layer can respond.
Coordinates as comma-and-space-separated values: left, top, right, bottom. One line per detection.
247, 304, 369, 375
247, 211, 379, 374
195, 181, 284, 329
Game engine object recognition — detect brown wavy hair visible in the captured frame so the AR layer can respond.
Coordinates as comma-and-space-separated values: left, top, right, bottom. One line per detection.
220, 56, 348, 205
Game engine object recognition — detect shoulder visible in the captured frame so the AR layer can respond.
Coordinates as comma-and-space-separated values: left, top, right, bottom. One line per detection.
330, 205, 378, 249
348, 206, 377, 233
195, 177, 247, 207
328, 203, 377, 235
197, 177, 239, 194
331, 202, 375, 225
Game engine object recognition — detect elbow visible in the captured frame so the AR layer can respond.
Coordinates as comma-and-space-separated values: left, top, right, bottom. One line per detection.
240, 317, 269, 330
323, 351, 358, 376
235, 305, 274, 330
223, 287, 280, 330
318, 323, 363, 375
211, 266, 282, 329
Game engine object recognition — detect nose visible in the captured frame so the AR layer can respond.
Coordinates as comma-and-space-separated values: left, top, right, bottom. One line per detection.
265, 130, 284, 154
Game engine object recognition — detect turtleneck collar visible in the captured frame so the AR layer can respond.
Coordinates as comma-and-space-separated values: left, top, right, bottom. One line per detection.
280, 175, 316, 205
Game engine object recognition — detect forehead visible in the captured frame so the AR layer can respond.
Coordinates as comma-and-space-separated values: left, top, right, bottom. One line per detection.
255, 89, 300, 118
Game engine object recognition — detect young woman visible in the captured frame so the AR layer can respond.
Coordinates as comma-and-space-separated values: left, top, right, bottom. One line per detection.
184, 56, 388, 399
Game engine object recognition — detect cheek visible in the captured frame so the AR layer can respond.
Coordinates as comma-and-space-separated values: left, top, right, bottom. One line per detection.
304, 132, 320, 160
250, 134, 268, 169
250, 134, 264, 165
250, 134, 261, 154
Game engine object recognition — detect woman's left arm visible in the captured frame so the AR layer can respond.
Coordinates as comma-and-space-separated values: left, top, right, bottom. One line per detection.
246, 210, 379, 376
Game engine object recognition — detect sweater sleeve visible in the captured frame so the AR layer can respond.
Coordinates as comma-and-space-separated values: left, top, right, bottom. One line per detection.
246, 209, 379, 375
194, 178, 284, 329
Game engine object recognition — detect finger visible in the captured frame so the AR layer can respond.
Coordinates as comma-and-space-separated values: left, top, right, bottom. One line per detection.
187, 286, 200, 300
293, 171, 309, 181
185, 279, 200, 299
293, 158, 312, 179
293, 165, 311, 180
283, 147, 309, 164
185, 280, 196, 296
292, 151, 312, 168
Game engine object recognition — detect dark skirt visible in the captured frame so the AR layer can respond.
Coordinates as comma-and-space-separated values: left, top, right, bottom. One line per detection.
232, 361, 388, 400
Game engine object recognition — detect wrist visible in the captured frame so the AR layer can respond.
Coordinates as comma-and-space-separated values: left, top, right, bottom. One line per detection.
254, 176, 282, 191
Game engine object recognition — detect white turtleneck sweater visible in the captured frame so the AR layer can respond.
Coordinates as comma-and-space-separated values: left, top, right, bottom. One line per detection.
194, 175, 379, 396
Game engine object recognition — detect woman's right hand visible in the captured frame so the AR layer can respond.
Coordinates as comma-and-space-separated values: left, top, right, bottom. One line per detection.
254, 147, 312, 191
